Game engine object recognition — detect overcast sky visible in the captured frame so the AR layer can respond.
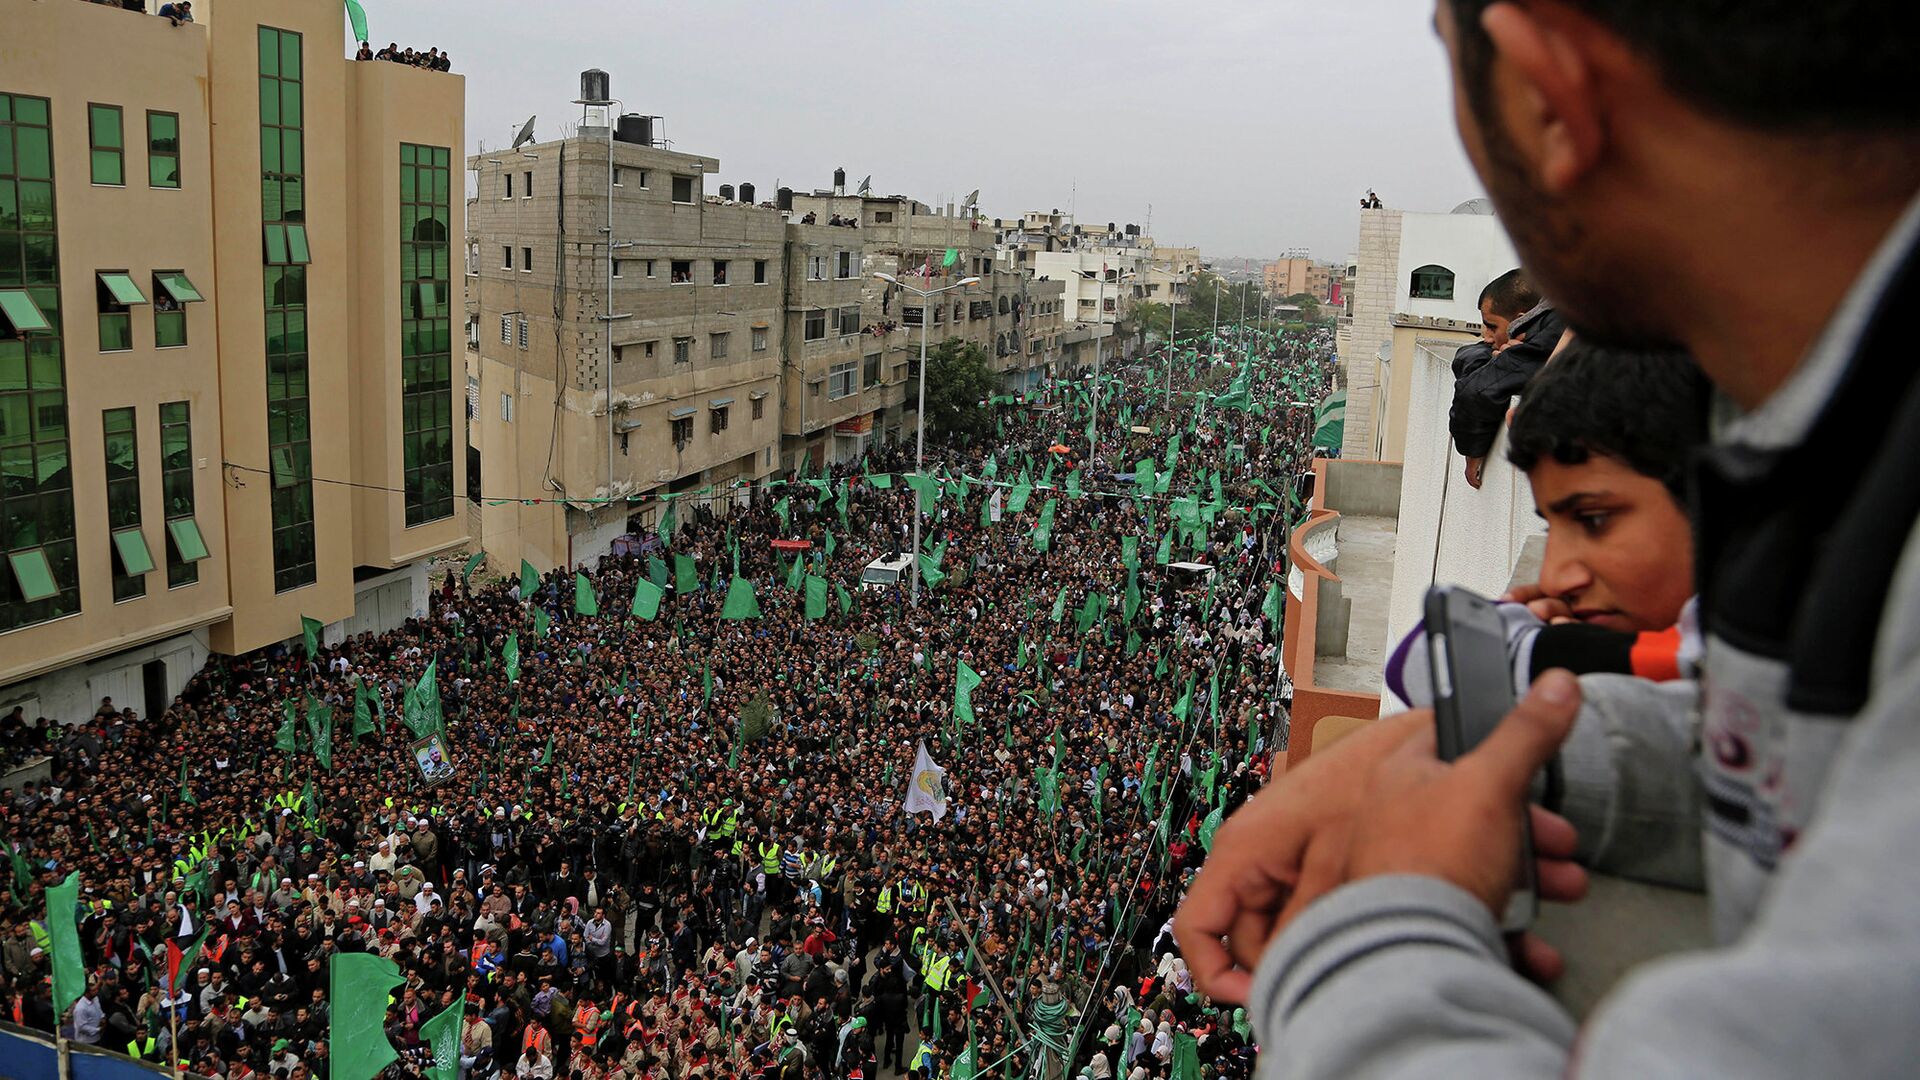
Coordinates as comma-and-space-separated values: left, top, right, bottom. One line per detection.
366, 0, 1484, 263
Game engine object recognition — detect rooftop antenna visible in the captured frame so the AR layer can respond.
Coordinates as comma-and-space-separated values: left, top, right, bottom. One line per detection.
510, 116, 536, 150
857, 175, 872, 197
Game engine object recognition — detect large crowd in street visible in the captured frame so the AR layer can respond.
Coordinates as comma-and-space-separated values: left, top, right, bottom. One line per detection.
2, 326, 1335, 1080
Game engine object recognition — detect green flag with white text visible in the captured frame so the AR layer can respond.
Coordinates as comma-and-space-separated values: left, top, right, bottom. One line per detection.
301, 615, 324, 660
329, 952, 405, 1080
520, 559, 538, 598
721, 575, 760, 620
632, 577, 663, 620
47, 872, 84, 1023
419, 992, 465, 1080
954, 660, 983, 727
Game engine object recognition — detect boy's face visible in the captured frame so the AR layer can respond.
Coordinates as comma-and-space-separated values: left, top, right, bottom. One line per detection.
1479, 298, 1514, 349
1529, 453, 1693, 633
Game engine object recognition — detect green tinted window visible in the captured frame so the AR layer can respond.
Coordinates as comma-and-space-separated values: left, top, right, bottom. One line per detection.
260, 26, 314, 590
102, 406, 144, 600
88, 104, 123, 186
147, 111, 180, 189
399, 143, 453, 526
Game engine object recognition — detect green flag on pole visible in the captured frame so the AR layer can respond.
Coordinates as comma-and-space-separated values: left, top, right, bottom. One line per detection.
835, 582, 853, 617
534, 607, 550, 639
419, 994, 465, 1080
460, 550, 485, 588
674, 554, 699, 593
503, 632, 521, 683
574, 573, 599, 616
631, 577, 664, 620
307, 697, 334, 770
329, 952, 406, 1080
1262, 581, 1284, 626
520, 559, 538, 598
344, 0, 370, 45
301, 615, 324, 660
647, 556, 669, 589
918, 554, 947, 588
47, 872, 85, 1023
954, 661, 983, 727
1050, 586, 1068, 623
403, 660, 441, 738
276, 698, 299, 753
721, 575, 760, 620
804, 575, 829, 620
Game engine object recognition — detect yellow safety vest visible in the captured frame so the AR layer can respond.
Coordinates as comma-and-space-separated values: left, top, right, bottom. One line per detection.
924, 954, 951, 992
874, 886, 893, 914
759, 842, 781, 875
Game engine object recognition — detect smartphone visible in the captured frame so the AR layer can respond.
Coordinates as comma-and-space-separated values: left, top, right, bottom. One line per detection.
1424, 585, 1537, 931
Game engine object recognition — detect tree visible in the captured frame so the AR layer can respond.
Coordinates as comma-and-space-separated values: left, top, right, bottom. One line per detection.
1282, 291, 1325, 323
921, 338, 1001, 443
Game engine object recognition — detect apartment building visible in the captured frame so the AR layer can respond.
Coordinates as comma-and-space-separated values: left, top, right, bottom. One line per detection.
1264, 253, 1336, 301
0, 0, 466, 721
465, 83, 783, 570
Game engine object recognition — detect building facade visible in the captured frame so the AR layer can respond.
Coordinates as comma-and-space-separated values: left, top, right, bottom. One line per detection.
1264, 254, 1336, 301
1, 0, 466, 722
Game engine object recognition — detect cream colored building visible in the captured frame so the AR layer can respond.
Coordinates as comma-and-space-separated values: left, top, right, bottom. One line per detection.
1263, 255, 1335, 302
0, 0, 466, 723
465, 100, 784, 571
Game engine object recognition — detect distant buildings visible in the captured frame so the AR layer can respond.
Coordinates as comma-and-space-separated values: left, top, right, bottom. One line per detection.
1263, 253, 1338, 302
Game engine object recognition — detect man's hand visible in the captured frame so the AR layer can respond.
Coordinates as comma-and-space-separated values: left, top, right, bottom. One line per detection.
1345, 671, 1583, 913
1465, 456, 1487, 489
1501, 583, 1575, 624
1174, 712, 1429, 1003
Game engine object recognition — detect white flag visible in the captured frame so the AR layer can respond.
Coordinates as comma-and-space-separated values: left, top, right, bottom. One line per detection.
903, 741, 949, 822
989, 488, 1004, 524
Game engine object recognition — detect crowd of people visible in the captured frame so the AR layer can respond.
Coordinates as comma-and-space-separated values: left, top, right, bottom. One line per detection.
354, 42, 454, 73
2, 325, 1336, 1080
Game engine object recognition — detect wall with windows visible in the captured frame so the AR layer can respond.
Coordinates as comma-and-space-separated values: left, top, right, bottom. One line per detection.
0, 0, 231, 690
1391, 210, 1518, 324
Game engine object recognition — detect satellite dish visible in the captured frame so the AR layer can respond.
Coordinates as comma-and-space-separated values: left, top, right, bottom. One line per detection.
964, 188, 980, 208
856, 175, 872, 197
511, 116, 536, 150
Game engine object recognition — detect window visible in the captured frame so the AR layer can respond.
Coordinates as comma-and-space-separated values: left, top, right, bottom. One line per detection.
500, 392, 514, 422
671, 260, 692, 284
837, 306, 860, 336
262, 25, 317, 593
670, 415, 693, 448
516, 317, 528, 348
713, 260, 729, 286
863, 353, 881, 387
807, 255, 827, 281
751, 326, 768, 352
709, 405, 729, 434
903, 306, 924, 326
804, 309, 827, 341
401, 143, 454, 527
673, 337, 691, 364
645, 259, 656, 278
159, 401, 205, 588
0, 92, 79, 632
522, 171, 532, 198
153, 271, 200, 348
262, 223, 311, 266
521, 247, 533, 273
752, 395, 765, 421
147, 111, 180, 189
97, 271, 147, 352
634, 169, 650, 188
828, 362, 856, 400
873, 211, 894, 224
998, 295, 1011, 315
612, 167, 622, 187
709, 331, 730, 360
1409, 264, 1455, 300
103, 407, 148, 601
612, 259, 623, 279
89, 104, 124, 186
754, 259, 767, 285
671, 176, 695, 203
503, 173, 512, 199
501, 245, 512, 270
500, 314, 511, 342
835, 251, 856, 279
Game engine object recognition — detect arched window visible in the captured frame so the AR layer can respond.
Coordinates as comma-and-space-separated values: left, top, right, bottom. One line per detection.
1409, 264, 1455, 300
997, 295, 1010, 315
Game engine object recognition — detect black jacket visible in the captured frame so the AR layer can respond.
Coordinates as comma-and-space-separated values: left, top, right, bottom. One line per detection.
1449, 305, 1566, 459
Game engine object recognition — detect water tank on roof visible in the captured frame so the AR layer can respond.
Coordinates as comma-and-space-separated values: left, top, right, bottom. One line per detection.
580, 69, 610, 105
1125, 224, 1141, 236
833, 168, 846, 195
776, 187, 794, 212
739, 182, 756, 205
719, 184, 735, 201
614, 114, 653, 146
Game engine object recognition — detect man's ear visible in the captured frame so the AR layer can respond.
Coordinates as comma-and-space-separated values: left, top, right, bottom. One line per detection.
1481, 2, 1606, 194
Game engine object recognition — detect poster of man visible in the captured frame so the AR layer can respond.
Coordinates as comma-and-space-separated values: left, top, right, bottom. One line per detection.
410, 732, 455, 786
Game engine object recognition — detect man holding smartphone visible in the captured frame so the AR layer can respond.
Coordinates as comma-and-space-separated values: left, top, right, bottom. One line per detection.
1177, 0, 1920, 1075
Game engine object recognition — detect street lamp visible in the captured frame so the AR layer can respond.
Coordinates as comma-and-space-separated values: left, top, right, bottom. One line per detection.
872, 270, 982, 603
1078, 267, 1135, 461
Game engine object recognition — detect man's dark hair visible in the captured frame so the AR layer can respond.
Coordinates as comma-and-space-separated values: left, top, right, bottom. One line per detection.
1447, 0, 1919, 134
1505, 340, 1709, 500
1476, 268, 1538, 319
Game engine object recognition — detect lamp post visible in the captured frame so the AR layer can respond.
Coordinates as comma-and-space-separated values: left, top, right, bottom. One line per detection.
1079, 267, 1135, 462
871, 270, 982, 604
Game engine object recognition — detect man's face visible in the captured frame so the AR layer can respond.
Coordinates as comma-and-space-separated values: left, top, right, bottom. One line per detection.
1528, 452, 1694, 633
1478, 298, 1513, 348
1438, 0, 1664, 348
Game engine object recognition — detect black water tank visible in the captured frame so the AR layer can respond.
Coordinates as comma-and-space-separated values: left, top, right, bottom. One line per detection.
833, 167, 846, 191
719, 184, 735, 201
1126, 223, 1141, 236
614, 114, 652, 146
776, 187, 794, 212
739, 182, 756, 204
581, 69, 610, 105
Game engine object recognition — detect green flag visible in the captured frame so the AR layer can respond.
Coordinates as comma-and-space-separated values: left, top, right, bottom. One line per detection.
674, 554, 699, 593
301, 615, 324, 660
344, 0, 370, 45
906, 473, 941, 515
520, 559, 538, 598
47, 872, 85, 1022
918, 553, 947, 588
647, 556, 669, 589
1173, 675, 1195, 727
1007, 481, 1033, 515
1199, 806, 1225, 852
403, 660, 441, 738
1121, 536, 1139, 571
631, 577, 663, 620
574, 572, 599, 616
534, 606, 550, 638
1156, 531, 1173, 566
702, 660, 714, 706
1262, 581, 1284, 626
954, 661, 983, 727
1031, 499, 1057, 552
1065, 468, 1083, 500
775, 496, 791, 532
804, 575, 829, 620
329, 952, 405, 1080
176, 755, 197, 806
1050, 586, 1068, 623
1171, 1033, 1202, 1080
503, 632, 521, 683
352, 678, 377, 739
866, 472, 893, 489
460, 550, 485, 588
276, 698, 299, 753
419, 994, 464, 1080
835, 582, 853, 617
307, 697, 334, 770
787, 555, 806, 593
721, 575, 760, 619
